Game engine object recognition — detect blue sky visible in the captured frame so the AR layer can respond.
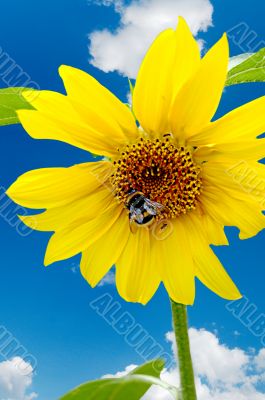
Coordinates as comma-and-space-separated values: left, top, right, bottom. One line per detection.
0, 0, 265, 399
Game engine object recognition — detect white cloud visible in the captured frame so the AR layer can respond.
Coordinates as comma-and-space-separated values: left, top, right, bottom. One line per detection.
90, 0, 124, 12
98, 270, 116, 286
186, 328, 249, 386
228, 53, 253, 71
102, 364, 137, 378
0, 357, 37, 400
88, 0, 214, 78
70, 264, 115, 286
106, 328, 265, 400
254, 349, 265, 372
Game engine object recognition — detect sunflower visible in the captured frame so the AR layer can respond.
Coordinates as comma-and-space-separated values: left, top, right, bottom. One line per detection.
7, 17, 265, 305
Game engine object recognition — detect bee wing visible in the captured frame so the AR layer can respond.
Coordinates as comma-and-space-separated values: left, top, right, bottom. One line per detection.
153, 201, 165, 209
129, 208, 144, 225
144, 198, 165, 214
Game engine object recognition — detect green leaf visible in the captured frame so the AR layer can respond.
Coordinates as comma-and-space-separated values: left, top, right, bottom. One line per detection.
228, 53, 254, 71
226, 48, 265, 86
0, 87, 34, 126
60, 359, 178, 400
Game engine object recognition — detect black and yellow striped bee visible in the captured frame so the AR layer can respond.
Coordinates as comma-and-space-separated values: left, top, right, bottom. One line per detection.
125, 189, 165, 232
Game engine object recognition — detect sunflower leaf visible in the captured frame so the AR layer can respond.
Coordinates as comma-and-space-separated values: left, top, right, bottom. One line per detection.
228, 53, 254, 71
0, 87, 35, 126
226, 48, 265, 86
60, 359, 178, 400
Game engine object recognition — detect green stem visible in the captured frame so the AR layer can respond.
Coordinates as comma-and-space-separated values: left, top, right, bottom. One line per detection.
170, 299, 197, 400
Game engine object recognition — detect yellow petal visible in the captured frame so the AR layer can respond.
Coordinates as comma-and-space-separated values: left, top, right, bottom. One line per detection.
19, 186, 113, 231
66, 96, 126, 142
199, 154, 265, 240
170, 34, 229, 139
7, 161, 112, 209
183, 213, 241, 300
204, 161, 265, 202
172, 17, 201, 99
116, 227, 160, 304
200, 213, 228, 246
195, 250, 241, 301
156, 218, 195, 305
24, 89, 128, 141
59, 65, 138, 140
204, 139, 265, 163
201, 184, 265, 239
80, 210, 129, 287
133, 17, 200, 135
190, 96, 265, 146
194, 138, 265, 164
19, 91, 124, 157
224, 160, 265, 205
44, 201, 122, 265
202, 160, 265, 209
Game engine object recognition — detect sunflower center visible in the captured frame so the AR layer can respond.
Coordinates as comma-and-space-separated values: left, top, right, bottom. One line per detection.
111, 137, 202, 221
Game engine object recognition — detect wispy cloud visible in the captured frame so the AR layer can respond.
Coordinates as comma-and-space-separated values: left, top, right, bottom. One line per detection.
88, 0, 213, 78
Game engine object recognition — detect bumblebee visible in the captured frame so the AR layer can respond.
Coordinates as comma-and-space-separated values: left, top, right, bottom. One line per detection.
125, 190, 164, 231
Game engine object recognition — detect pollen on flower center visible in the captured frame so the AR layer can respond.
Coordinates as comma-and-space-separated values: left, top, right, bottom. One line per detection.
110, 137, 202, 220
